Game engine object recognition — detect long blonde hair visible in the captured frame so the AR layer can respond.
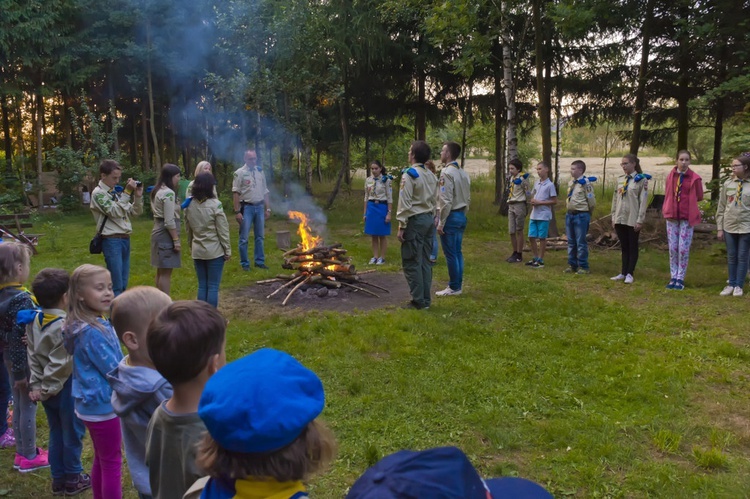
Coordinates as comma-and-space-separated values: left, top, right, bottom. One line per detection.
0, 242, 32, 284
194, 161, 212, 178
67, 264, 111, 332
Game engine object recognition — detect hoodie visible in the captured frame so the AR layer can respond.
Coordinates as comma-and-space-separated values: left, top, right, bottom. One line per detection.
108, 356, 173, 495
0, 284, 36, 382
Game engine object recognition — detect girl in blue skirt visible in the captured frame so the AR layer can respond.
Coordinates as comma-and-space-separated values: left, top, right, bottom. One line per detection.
363, 160, 393, 264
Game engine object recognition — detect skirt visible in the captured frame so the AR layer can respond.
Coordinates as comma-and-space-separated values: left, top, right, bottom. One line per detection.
364, 201, 391, 236
151, 219, 182, 268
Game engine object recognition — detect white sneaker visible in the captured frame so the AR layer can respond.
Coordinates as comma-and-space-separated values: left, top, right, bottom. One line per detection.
720, 285, 734, 296
624, 274, 634, 284
733, 287, 744, 297
369, 257, 377, 264
435, 287, 462, 297
610, 274, 625, 281
376, 257, 385, 265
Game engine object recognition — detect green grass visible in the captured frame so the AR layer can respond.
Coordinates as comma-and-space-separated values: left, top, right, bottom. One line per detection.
2, 177, 750, 498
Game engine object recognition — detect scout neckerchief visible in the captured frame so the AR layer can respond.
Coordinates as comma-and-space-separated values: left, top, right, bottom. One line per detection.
736, 178, 745, 206
621, 174, 632, 196
567, 178, 580, 199
675, 170, 685, 203
16, 309, 64, 330
0, 282, 38, 307
447, 160, 459, 168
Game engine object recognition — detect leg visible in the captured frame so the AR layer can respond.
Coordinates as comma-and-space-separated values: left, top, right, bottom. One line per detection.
252, 204, 266, 267
379, 236, 388, 260
155, 268, 173, 295
576, 213, 591, 270
439, 214, 459, 290
238, 204, 251, 269
12, 379, 38, 459
401, 218, 423, 305
736, 233, 750, 288
194, 259, 209, 303
726, 232, 739, 287
666, 220, 679, 280
371, 237, 379, 259
206, 256, 225, 307
429, 228, 439, 262
614, 224, 629, 275
529, 237, 538, 259
0, 351, 9, 438
539, 238, 547, 261
676, 221, 693, 281
85, 418, 123, 499
58, 379, 84, 477
42, 398, 64, 482
102, 239, 125, 296
629, 226, 640, 275
420, 217, 435, 307
565, 214, 577, 269
454, 213, 466, 289
121, 238, 131, 294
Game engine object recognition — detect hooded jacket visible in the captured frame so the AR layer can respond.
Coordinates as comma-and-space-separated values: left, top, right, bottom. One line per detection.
0, 285, 36, 381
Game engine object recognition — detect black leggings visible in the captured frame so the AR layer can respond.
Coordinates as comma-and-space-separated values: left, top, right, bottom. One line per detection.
615, 223, 640, 275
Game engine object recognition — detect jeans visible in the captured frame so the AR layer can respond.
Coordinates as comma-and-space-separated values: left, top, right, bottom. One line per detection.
102, 237, 131, 296
566, 212, 591, 270
0, 351, 9, 435
42, 377, 85, 480
439, 210, 467, 291
614, 224, 639, 275
239, 203, 265, 268
84, 418, 123, 499
725, 232, 750, 288
430, 230, 439, 261
194, 257, 225, 307
401, 212, 435, 309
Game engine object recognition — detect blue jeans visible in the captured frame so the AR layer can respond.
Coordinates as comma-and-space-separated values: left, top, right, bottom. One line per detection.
725, 232, 750, 288
239, 204, 265, 268
42, 378, 85, 481
102, 237, 131, 296
566, 212, 591, 270
0, 350, 9, 435
439, 210, 467, 291
430, 230, 439, 261
194, 257, 225, 307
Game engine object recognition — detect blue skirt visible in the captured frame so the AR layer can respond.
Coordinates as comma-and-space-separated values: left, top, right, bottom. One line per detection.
364, 201, 391, 236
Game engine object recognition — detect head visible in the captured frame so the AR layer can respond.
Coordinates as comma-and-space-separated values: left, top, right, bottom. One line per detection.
0, 242, 32, 285
570, 160, 586, 179
370, 160, 384, 177
196, 348, 336, 482
147, 300, 226, 387
441, 141, 461, 164
621, 154, 642, 174
244, 149, 257, 167
673, 150, 691, 173
194, 161, 213, 178
110, 286, 172, 366
409, 141, 431, 165
191, 173, 217, 201
67, 264, 114, 326
151, 163, 182, 201
508, 158, 523, 177
31, 268, 69, 310
536, 161, 550, 180
99, 159, 123, 189
731, 155, 750, 180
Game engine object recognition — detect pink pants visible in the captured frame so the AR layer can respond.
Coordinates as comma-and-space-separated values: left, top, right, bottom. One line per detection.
83, 418, 122, 499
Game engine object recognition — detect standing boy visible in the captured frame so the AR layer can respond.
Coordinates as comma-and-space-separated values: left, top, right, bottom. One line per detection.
564, 160, 596, 274
108, 286, 173, 499
526, 162, 557, 268
145, 300, 226, 499
505, 158, 530, 263
232, 149, 271, 271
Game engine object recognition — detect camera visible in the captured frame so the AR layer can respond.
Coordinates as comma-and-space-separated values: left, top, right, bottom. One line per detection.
135, 181, 143, 187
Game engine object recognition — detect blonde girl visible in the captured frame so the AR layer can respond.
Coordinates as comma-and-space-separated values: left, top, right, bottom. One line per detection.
64, 264, 123, 499
0, 242, 49, 471
186, 161, 217, 198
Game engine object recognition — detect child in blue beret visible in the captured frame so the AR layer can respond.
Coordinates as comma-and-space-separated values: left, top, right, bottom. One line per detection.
184, 348, 337, 499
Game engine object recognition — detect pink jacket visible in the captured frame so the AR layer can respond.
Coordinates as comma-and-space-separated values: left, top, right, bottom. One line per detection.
662, 167, 704, 226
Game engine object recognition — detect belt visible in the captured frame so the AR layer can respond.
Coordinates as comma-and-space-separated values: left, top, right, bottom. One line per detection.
508, 201, 525, 204
567, 210, 589, 215
102, 234, 130, 239
368, 199, 388, 204
451, 207, 466, 213
240, 201, 264, 207
154, 217, 165, 222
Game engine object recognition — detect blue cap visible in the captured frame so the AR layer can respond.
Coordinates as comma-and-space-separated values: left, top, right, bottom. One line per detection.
198, 348, 325, 454
346, 446, 552, 499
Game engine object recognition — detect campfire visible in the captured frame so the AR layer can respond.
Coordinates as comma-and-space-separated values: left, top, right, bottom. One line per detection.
257, 211, 389, 306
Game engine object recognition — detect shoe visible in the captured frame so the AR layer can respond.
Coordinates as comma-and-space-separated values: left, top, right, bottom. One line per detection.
369, 257, 377, 264
242, 267, 251, 272
673, 279, 685, 290
511, 255, 523, 263
18, 447, 49, 473
525, 259, 537, 266
52, 482, 65, 496
610, 274, 625, 281
436, 287, 462, 297
376, 257, 385, 265
563, 266, 577, 273
666, 279, 676, 289
0, 428, 14, 448
14, 453, 22, 470
531, 260, 544, 268
255, 264, 269, 270
576, 268, 591, 275
720, 285, 734, 296
401, 300, 429, 310
624, 274, 634, 284
64, 473, 92, 495
733, 287, 743, 297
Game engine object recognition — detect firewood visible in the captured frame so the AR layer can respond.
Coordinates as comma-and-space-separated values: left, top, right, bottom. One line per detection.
256, 278, 284, 285
339, 281, 380, 297
282, 276, 311, 306
357, 269, 377, 275
267, 275, 305, 299
357, 280, 390, 293
283, 245, 304, 257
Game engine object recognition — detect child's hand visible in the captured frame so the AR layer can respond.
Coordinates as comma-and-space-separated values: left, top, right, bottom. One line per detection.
21, 333, 29, 347
29, 389, 42, 402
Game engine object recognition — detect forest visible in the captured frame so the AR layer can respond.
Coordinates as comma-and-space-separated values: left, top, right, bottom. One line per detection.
1, 0, 749, 209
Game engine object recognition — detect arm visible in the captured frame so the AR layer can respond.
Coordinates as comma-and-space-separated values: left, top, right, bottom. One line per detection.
26, 324, 43, 393
83, 327, 123, 379
216, 204, 232, 259
437, 173, 454, 229
232, 171, 243, 223
185, 208, 194, 249
716, 183, 727, 239
635, 180, 649, 226
363, 179, 369, 219
611, 187, 618, 227
586, 184, 596, 212
8, 294, 34, 385
695, 177, 704, 202
131, 183, 144, 216
40, 327, 72, 400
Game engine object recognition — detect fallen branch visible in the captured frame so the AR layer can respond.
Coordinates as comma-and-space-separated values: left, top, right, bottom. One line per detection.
358, 280, 390, 293
339, 281, 379, 297
282, 276, 312, 306
256, 278, 284, 285
267, 274, 305, 299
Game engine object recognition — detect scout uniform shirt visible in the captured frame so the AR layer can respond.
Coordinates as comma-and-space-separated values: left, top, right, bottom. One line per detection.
152, 187, 180, 230
25, 308, 69, 401
184, 198, 232, 260
566, 176, 596, 213
611, 173, 649, 227
437, 161, 471, 229
232, 164, 269, 204
90, 181, 144, 236
364, 175, 393, 203
396, 164, 438, 229
508, 173, 530, 203
716, 177, 750, 234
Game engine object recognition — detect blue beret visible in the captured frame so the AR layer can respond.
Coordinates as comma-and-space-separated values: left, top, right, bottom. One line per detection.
198, 348, 325, 454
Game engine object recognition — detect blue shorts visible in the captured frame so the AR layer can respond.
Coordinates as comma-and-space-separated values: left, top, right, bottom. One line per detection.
528, 220, 550, 239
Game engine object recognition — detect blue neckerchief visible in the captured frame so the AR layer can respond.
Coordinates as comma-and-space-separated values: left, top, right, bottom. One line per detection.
380, 174, 393, 184
512, 173, 530, 185
181, 197, 193, 209
16, 309, 63, 330
634, 173, 652, 182
447, 161, 459, 168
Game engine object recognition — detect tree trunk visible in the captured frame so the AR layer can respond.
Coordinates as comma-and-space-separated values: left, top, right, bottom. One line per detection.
532, 0, 552, 168
460, 82, 473, 168
316, 146, 322, 182
141, 99, 151, 171
415, 40, 426, 141
304, 140, 313, 195
630, 0, 656, 154
711, 42, 728, 200
36, 92, 44, 207
1, 94, 12, 175
146, 25, 161, 170
326, 98, 350, 209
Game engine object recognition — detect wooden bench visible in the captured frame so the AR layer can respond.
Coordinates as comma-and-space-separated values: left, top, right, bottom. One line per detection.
0, 213, 42, 254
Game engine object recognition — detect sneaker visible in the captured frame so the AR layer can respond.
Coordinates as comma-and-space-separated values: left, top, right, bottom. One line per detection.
624, 274, 634, 284
531, 260, 544, 268
436, 287, 462, 297
666, 279, 677, 289
369, 257, 378, 264
376, 257, 385, 265
52, 482, 65, 496
64, 473, 92, 496
14, 453, 22, 470
511, 254, 523, 263
255, 264, 269, 270
242, 266, 251, 272
525, 259, 537, 266
0, 428, 14, 448
505, 253, 517, 263
18, 447, 49, 473
563, 266, 577, 273
720, 285, 735, 296
733, 287, 744, 297
576, 268, 591, 275
401, 300, 429, 310
673, 279, 685, 290
610, 274, 625, 281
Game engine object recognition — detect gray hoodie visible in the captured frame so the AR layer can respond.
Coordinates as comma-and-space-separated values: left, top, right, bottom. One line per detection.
107, 356, 173, 495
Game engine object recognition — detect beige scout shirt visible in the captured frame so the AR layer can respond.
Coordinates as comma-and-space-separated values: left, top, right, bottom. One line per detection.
437, 163, 471, 229
152, 187, 180, 230
508, 173, 530, 203
185, 199, 232, 260
364, 176, 393, 203
91, 181, 144, 236
716, 178, 750, 234
611, 174, 649, 226
27, 309, 70, 401
232, 165, 269, 204
396, 164, 437, 229
566, 177, 596, 213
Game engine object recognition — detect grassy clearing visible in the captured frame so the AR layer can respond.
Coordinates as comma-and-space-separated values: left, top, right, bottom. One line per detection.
1, 177, 750, 498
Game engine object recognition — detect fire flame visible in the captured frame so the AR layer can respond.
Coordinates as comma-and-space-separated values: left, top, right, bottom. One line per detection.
288, 211, 322, 251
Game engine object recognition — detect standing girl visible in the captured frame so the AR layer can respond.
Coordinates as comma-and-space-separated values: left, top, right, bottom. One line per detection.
610, 154, 650, 284
0, 242, 48, 471
363, 160, 393, 264
64, 264, 123, 499
662, 150, 704, 290
151, 163, 182, 295
716, 155, 750, 296
186, 161, 217, 198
